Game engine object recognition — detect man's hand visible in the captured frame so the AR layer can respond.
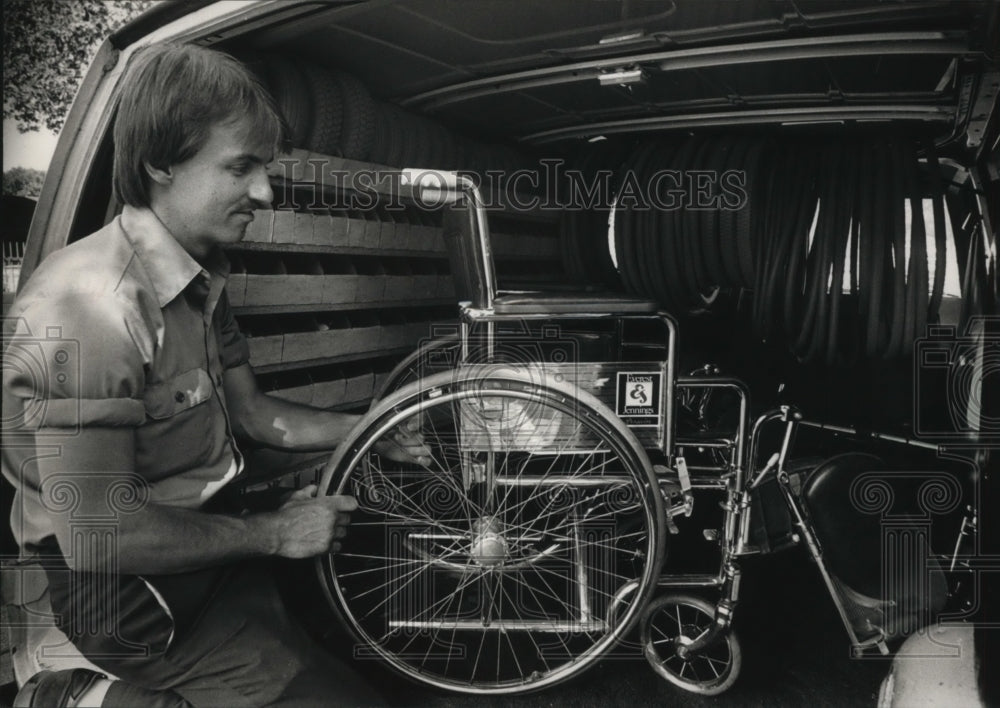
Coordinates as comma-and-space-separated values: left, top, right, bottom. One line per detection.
373, 415, 432, 466
266, 484, 358, 557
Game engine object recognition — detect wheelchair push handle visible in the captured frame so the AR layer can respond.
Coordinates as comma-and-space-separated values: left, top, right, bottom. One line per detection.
401, 168, 471, 196
400, 168, 497, 310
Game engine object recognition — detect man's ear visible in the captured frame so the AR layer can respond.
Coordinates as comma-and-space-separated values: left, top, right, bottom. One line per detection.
143, 161, 173, 186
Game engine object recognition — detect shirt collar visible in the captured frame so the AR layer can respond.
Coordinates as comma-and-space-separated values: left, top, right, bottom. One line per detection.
119, 205, 229, 308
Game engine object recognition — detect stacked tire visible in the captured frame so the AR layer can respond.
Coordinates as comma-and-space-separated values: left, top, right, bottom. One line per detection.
240, 53, 532, 177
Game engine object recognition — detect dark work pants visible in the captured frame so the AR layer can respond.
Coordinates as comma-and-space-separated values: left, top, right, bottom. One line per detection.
45, 558, 384, 707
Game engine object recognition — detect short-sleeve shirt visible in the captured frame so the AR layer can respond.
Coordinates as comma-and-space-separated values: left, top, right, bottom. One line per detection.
2, 205, 251, 554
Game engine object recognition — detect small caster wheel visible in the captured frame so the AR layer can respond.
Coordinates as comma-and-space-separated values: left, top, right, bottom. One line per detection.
640, 593, 741, 695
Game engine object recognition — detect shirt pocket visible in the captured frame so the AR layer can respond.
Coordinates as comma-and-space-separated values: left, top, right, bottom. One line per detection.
142, 367, 214, 420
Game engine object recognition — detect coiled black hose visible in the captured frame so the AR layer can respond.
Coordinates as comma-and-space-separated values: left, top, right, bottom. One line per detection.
925, 140, 947, 324
593, 134, 950, 362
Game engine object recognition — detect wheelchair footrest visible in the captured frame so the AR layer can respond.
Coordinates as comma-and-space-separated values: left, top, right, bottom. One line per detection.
852, 635, 891, 657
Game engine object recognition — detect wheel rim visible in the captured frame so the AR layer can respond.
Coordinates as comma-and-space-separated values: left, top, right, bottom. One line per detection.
319, 371, 663, 693
641, 593, 741, 695
373, 335, 460, 400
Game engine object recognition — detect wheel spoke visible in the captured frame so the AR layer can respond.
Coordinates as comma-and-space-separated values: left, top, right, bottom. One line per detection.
644, 598, 739, 693
504, 567, 576, 659
705, 653, 731, 669
530, 561, 636, 604
506, 566, 571, 617
688, 659, 701, 683
355, 563, 432, 617
380, 558, 480, 650
351, 467, 467, 536
495, 453, 618, 525
495, 575, 531, 677
469, 569, 501, 683
424, 403, 486, 522
653, 624, 674, 642
323, 374, 661, 691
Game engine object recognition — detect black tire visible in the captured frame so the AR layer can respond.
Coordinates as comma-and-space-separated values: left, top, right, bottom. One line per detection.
394, 106, 424, 169
299, 61, 343, 155
367, 102, 394, 166
614, 141, 651, 296
332, 71, 376, 161
231, 50, 273, 93
383, 104, 412, 167
661, 137, 703, 311
641, 593, 742, 696
559, 145, 596, 283
634, 139, 665, 302
262, 55, 313, 149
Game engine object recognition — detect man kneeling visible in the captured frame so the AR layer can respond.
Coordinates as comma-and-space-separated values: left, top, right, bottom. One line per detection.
3, 42, 427, 707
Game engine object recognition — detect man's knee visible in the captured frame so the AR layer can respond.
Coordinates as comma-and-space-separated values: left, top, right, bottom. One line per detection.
104, 679, 192, 708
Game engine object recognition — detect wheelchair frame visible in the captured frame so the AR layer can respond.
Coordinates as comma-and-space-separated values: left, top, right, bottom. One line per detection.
315, 170, 950, 696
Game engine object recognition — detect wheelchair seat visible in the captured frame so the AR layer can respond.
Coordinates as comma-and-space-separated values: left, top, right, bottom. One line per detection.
801, 453, 887, 598
800, 452, 947, 637
492, 291, 659, 315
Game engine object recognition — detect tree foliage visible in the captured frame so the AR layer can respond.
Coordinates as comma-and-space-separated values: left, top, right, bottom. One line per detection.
3, 0, 152, 133
2, 167, 47, 199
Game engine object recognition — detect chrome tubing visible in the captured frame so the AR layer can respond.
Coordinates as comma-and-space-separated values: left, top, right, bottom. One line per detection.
402, 168, 497, 310
674, 377, 750, 489
798, 418, 940, 451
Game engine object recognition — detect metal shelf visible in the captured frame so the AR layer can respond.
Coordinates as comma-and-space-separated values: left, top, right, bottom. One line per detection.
234, 298, 454, 316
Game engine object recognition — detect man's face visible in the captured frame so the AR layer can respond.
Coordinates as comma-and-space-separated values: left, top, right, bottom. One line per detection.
159, 118, 274, 258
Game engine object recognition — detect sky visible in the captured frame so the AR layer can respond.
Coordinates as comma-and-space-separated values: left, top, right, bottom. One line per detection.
3, 0, 151, 173
3, 119, 60, 172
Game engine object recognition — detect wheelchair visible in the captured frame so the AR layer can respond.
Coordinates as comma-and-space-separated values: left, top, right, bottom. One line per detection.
314, 170, 954, 696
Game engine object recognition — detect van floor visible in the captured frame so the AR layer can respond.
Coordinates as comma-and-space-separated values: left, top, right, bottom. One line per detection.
286, 547, 892, 707
0, 549, 889, 706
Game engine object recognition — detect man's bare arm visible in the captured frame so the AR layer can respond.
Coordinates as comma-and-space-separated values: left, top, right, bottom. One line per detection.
223, 363, 430, 462
35, 427, 356, 575
223, 364, 361, 451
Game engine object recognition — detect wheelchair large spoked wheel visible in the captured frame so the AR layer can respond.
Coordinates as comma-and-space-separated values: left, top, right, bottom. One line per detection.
373, 333, 461, 400
317, 366, 666, 694
641, 593, 741, 695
